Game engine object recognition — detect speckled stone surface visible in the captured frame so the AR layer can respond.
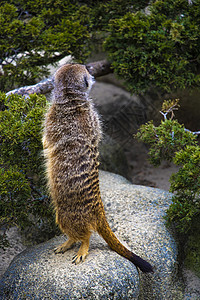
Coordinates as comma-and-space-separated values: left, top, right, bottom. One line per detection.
0, 171, 182, 299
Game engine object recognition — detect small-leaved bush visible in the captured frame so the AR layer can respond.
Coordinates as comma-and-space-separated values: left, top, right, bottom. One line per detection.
104, 0, 200, 93
136, 99, 200, 233
0, 92, 57, 248
0, 0, 145, 91
2, 0, 200, 94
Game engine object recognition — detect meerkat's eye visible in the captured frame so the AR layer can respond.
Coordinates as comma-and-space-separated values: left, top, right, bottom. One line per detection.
84, 75, 89, 88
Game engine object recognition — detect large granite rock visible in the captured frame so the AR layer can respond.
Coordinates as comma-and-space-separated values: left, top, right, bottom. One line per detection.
0, 171, 183, 299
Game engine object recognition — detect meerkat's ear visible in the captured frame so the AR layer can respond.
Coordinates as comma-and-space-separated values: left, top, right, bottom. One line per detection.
84, 75, 89, 88
85, 65, 92, 75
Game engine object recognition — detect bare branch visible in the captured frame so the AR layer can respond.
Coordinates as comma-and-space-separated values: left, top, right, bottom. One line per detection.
6, 77, 54, 98
6, 60, 112, 98
160, 101, 200, 137
184, 129, 200, 136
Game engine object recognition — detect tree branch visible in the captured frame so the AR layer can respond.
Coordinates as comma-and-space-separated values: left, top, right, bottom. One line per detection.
86, 59, 112, 77
6, 60, 112, 98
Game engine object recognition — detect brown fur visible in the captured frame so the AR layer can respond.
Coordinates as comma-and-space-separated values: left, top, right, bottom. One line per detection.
43, 64, 153, 272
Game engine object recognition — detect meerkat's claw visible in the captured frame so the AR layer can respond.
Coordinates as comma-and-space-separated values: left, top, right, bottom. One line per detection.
72, 255, 80, 264
72, 254, 87, 264
54, 247, 64, 254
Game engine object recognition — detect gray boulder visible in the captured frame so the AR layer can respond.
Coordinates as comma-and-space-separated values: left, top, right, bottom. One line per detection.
0, 171, 182, 299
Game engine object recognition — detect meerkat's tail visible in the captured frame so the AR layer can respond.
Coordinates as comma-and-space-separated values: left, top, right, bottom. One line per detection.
97, 219, 154, 273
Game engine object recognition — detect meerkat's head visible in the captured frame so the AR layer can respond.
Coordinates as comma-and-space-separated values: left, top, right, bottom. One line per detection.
54, 64, 94, 98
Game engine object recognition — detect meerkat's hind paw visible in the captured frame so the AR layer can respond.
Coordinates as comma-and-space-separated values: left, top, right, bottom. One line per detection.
54, 239, 75, 254
72, 237, 90, 264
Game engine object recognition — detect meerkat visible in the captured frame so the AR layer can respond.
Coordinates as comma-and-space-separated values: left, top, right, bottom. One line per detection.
43, 64, 153, 273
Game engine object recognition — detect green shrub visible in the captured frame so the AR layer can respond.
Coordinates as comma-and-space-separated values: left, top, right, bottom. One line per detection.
136, 99, 200, 233
0, 92, 57, 248
104, 0, 200, 93
3, 0, 200, 94
0, 1, 91, 91
167, 145, 200, 232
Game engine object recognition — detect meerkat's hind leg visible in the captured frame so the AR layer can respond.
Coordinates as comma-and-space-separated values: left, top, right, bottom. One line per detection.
72, 235, 91, 265
54, 238, 76, 254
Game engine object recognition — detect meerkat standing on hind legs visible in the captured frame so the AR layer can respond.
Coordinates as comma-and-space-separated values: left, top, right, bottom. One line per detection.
43, 63, 154, 273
